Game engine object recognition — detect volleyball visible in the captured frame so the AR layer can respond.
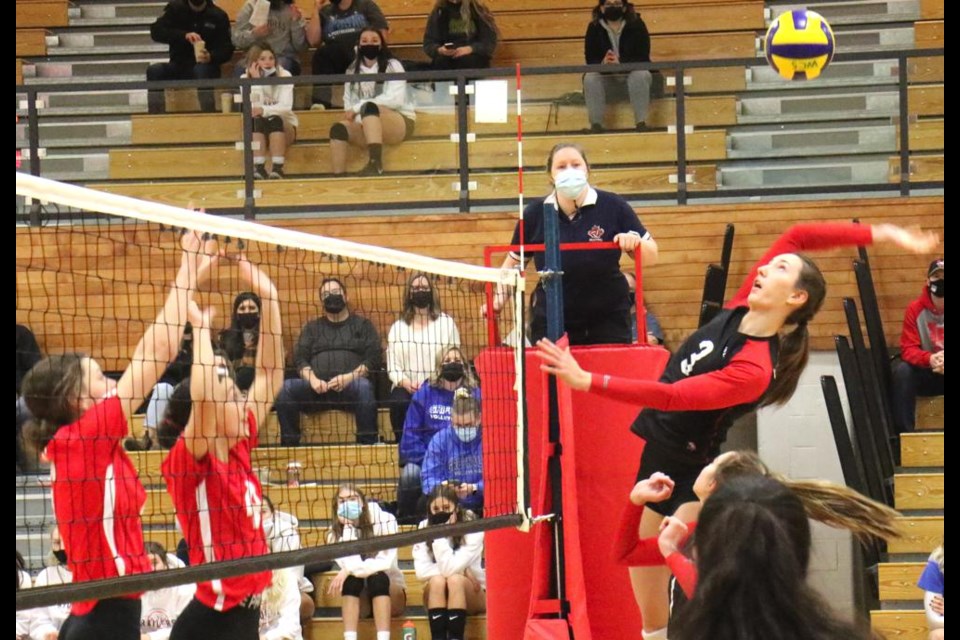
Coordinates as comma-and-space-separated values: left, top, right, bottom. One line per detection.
764, 10, 836, 80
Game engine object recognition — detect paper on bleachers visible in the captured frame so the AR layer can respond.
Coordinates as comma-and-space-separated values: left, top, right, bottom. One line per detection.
474, 80, 508, 123
249, 0, 271, 27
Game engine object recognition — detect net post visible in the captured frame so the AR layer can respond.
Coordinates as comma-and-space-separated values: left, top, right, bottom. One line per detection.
240, 81, 256, 220
456, 72, 471, 213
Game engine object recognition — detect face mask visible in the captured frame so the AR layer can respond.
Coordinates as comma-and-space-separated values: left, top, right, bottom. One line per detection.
454, 426, 479, 442
53, 549, 68, 565
188, 0, 206, 7
440, 362, 465, 382
929, 279, 944, 298
261, 66, 277, 77
236, 313, 259, 330
262, 516, 273, 535
358, 44, 381, 60
411, 290, 433, 309
337, 500, 363, 521
323, 294, 346, 314
429, 511, 453, 525
554, 168, 588, 200
602, 6, 624, 20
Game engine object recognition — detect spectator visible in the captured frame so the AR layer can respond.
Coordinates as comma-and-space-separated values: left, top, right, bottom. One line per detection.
30, 525, 73, 638
219, 292, 262, 392
893, 258, 944, 434
16, 324, 42, 472
623, 271, 664, 346
485, 142, 658, 345
422, 0, 498, 70
328, 29, 416, 176
413, 484, 486, 640
918, 544, 944, 640
147, 0, 234, 114
140, 541, 195, 640
232, 0, 308, 76
305, 0, 389, 109
326, 484, 407, 640
126, 324, 193, 453
242, 44, 299, 179
261, 496, 317, 625
583, 0, 653, 133
397, 346, 479, 522
276, 278, 382, 445
422, 389, 484, 515
670, 475, 876, 640
387, 273, 461, 441
258, 569, 303, 640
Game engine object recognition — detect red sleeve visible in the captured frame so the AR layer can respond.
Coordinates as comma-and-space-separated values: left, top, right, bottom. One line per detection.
727, 223, 874, 308
613, 503, 665, 566
590, 341, 773, 411
900, 297, 932, 368
665, 551, 698, 598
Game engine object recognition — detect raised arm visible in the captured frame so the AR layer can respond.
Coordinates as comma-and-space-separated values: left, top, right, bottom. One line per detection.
240, 256, 284, 431
116, 230, 216, 426
727, 223, 939, 308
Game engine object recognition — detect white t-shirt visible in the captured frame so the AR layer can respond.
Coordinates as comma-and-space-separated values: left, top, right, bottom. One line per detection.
387, 314, 461, 388
412, 521, 485, 590
259, 569, 303, 640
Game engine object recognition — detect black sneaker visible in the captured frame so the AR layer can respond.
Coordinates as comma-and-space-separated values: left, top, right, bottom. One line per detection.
253, 164, 268, 180
268, 164, 285, 179
583, 123, 605, 134
635, 121, 651, 133
358, 161, 383, 176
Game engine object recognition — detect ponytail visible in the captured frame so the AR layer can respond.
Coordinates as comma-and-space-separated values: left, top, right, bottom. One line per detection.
22, 353, 87, 451
762, 254, 825, 407
784, 479, 901, 542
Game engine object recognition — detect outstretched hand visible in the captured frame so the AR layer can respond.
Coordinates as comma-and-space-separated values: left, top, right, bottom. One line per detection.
534, 338, 592, 391
872, 224, 940, 254
178, 228, 221, 289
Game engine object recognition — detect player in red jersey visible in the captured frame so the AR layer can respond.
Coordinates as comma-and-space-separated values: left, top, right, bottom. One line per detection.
536, 221, 938, 639
159, 254, 283, 640
21, 231, 217, 640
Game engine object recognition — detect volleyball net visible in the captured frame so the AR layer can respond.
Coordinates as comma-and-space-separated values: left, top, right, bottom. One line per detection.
16, 173, 527, 609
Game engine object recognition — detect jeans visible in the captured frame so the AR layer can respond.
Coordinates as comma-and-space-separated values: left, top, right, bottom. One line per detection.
582, 70, 652, 127
144, 382, 175, 429
397, 462, 423, 520
891, 361, 944, 434
146, 61, 222, 113
275, 377, 378, 445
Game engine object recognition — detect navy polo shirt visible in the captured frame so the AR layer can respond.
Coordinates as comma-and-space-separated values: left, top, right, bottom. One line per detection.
509, 188, 650, 325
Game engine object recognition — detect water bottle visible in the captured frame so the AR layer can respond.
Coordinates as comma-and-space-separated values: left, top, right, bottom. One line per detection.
401, 619, 417, 640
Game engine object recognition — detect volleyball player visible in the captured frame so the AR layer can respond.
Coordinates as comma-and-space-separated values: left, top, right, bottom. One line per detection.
161, 254, 284, 640
536, 221, 937, 639
21, 231, 216, 640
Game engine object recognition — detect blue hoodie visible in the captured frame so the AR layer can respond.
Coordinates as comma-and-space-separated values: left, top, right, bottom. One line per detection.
399, 384, 480, 466
421, 426, 484, 511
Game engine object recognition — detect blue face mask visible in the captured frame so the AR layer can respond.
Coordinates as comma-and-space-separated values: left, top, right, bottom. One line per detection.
337, 500, 363, 521
454, 426, 480, 442
554, 168, 588, 200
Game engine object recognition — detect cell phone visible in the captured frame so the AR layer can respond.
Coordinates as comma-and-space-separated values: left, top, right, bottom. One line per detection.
443, 42, 456, 49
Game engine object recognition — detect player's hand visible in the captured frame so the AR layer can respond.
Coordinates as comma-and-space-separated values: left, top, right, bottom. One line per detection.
871, 224, 939, 254
657, 516, 689, 558
534, 338, 592, 391
630, 472, 675, 506
327, 569, 348, 595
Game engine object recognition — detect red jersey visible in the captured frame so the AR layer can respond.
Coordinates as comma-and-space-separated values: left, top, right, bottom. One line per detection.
45, 395, 150, 615
161, 410, 271, 611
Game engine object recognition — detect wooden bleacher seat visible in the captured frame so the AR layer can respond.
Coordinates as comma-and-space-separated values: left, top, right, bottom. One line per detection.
915, 396, 944, 430
16, 29, 48, 57
889, 154, 944, 184
909, 55, 944, 83
915, 20, 943, 49
15, 0, 69, 29
871, 610, 929, 640
312, 568, 432, 608
920, 0, 943, 19
878, 563, 927, 602
899, 431, 944, 468
899, 118, 945, 152
894, 473, 944, 511
306, 616, 486, 639
16, 59, 24, 85
889, 515, 944, 555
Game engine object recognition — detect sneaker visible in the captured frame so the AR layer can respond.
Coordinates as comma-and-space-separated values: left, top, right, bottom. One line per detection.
253, 164, 268, 180
268, 164, 285, 179
635, 121, 651, 133
583, 123, 604, 134
309, 102, 327, 111
358, 161, 383, 176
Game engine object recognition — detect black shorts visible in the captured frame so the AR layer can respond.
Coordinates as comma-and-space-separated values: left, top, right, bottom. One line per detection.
635, 440, 705, 516
170, 597, 260, 640
59, 598, 141, 640
402, 115, 416, 141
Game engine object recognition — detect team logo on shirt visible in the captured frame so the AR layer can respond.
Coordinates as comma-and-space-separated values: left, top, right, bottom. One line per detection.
680, 340, 715, 376
587, 225, 605, 241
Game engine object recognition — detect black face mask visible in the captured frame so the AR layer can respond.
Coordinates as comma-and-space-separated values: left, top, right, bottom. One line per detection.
323, 294, 346, 314
411, 290, 433, 309
53, 549, 68, 565
236, 313, 260, 330
602, 6, 624, 20
929, 279, 944, 298
358, 44, 381, 60
429, 511, 453, 526
440, 362, 465, 382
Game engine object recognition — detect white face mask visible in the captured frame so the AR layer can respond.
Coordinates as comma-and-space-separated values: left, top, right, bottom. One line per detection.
554, 168, 588, 200
454, 426, 480, 442
261, 66, 277, 76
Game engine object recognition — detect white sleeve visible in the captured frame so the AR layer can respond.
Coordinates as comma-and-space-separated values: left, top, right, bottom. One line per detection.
262, 78, 294, 119
924, 591, 945, 629
343, 77, 359, 113
370, 60, 409, 113
356, 515, 399, 576
432, 531, 483, 577
446, 315, 461, 348
146, 628, 173, 640
387, 322, 407, 385
412, 522, 442, 581
262, 575, 303, 640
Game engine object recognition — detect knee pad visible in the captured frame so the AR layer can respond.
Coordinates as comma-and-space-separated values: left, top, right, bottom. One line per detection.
329, 122, 349, 141
264, 115, 284, 135
365, 571, 391, 598
341, 575, 365, 598
359, 102, 380, 118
